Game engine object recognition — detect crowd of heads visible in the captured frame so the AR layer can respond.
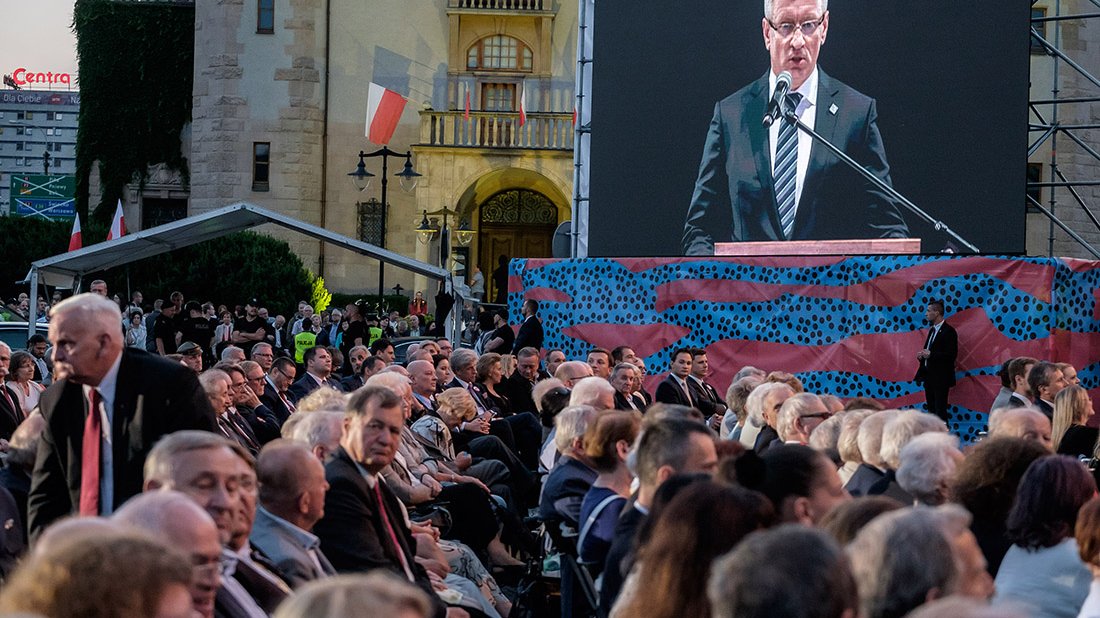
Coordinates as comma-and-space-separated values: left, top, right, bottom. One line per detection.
1, 286, 1098, 618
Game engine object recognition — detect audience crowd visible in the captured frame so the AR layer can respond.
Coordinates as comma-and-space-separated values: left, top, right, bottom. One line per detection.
0, 283, 1097, 618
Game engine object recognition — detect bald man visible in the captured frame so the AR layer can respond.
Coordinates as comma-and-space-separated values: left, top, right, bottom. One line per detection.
28, 293, 217, 538
988, 407, 1053, 451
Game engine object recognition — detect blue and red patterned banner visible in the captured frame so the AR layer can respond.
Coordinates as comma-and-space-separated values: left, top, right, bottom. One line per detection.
509, 255, 1100, 440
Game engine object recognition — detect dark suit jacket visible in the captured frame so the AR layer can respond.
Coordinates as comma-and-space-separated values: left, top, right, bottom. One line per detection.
340, 375, 364, 394
312, 447, 445, 618
287, 373, 339, 405
499, 372, 537, 415
512, 315, 544, 353
613, 391, 643, 412
687, 376, 726, 417
0, 384, 24, 441
914, 321, 958, 389
538, 455, 598, 528
258, 377, 293, 426
845, 463, 886, 498
28, 347, 217, 537
238, 404, 280, 445
600, 504, 647, 613
683, 70, 908, 254
654, 375, 693, 407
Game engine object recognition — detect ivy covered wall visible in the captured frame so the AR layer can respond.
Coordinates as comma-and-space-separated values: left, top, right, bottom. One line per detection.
73, 0, 193, 224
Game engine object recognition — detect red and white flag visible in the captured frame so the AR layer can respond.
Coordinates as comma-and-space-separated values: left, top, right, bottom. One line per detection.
463, 82, 471, 121
365, 82, 407, 145
518, 81, 527, 127
107, 199, 126, 240
67, 216, 82, 252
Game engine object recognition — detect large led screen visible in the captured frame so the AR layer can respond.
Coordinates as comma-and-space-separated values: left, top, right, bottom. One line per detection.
586, 0, 1031, 256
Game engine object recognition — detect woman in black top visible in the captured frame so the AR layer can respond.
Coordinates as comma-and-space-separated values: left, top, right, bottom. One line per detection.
1053, 385, 1097, 459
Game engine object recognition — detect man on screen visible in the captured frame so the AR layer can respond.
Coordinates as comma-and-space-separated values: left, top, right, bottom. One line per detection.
681, 0, 909, 254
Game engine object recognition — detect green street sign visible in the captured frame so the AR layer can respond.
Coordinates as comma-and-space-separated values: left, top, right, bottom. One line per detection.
9, 174, 76, 219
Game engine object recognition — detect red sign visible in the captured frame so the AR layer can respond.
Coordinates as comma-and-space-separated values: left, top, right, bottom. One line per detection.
11, 68, 73, 87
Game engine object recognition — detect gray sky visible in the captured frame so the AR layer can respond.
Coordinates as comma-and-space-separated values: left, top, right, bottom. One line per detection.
0, 0, 79, 87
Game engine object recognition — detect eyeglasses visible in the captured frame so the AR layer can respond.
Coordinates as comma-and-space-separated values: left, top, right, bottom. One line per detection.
766, 15, 825, 38
275, 368, 295, 381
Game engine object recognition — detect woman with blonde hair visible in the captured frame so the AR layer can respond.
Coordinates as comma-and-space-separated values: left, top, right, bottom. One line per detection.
1052, 385, 1096, 458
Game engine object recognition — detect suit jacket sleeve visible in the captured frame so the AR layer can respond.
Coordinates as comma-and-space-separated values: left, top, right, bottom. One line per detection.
683, 101, 732, 256
654, 379, 685, 406
26, 406, 71, 540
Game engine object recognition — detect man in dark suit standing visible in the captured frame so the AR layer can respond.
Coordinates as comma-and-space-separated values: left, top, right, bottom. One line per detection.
914, 300, 958, 422
28, 293, 217, 538
682, 0, 908, 254
511, 299, 544, 354
312, 386, 450, 618
655, 348, 695, 407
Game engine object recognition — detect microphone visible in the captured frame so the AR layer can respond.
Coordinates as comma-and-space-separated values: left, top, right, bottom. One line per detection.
762, 71, 793, 128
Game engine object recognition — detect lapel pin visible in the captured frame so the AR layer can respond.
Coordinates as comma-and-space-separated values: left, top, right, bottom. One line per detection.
829, 103, 839, 116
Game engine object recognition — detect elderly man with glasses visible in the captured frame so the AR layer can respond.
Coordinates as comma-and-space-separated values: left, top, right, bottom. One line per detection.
682, 0, 908, 254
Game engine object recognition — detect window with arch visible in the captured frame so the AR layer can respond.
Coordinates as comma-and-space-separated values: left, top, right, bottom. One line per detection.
467, 35, 533, 72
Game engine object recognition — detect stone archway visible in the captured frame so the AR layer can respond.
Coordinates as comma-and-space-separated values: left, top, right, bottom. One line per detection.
478, 188, 559, 303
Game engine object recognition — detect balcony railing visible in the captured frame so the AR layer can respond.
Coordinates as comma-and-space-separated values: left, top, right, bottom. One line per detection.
448, 0, 547, 10
419, 110, 574, 150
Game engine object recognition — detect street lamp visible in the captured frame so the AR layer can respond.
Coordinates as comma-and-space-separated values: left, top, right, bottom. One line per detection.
415, 205, 476, 269
347, 148, 422, 298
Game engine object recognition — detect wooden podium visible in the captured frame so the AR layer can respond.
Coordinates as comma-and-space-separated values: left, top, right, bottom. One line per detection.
714, 238, 922, 256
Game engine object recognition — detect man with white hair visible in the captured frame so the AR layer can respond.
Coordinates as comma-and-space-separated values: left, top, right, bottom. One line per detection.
988, 406, 1053, 451
29, 293, 216, 538
569, 376, 615, 410
776, 392, 832, 445
867, 410, 947, 502
539, 405, 598, 528
739, 381, 793, 452
896, 432, 964, 506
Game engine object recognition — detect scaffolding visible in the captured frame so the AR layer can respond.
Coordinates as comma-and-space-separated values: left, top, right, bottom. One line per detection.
1028, 0, 1100, 258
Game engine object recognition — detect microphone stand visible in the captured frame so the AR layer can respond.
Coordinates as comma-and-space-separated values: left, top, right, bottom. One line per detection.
780, 104, 979, 253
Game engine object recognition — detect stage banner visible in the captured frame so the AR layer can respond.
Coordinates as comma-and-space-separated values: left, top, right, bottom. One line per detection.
509, 255, 1095, 440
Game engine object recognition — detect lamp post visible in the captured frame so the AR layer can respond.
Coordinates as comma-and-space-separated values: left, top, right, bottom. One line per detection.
348, 148, 421, 299
415, 205, 476, 270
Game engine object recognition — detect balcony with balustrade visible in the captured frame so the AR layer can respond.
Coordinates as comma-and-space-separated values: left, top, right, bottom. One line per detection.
418, 109, 574, 151
447, 0, 552, 12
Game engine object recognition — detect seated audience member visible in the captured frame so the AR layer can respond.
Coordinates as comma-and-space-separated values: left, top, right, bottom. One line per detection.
578, 410, 642, 573
260, 357, 299, 425
708, 525, 858, 618
238, 360, 282, 444
722, 375, 762, 440
0, 530, 194, 618
0, 413, 45, 533
222, 345, 247, 364
554, 360, 594, 389
600, 419, 718, 613
273, 573, 432, 618
819, 496, 904, 546
990, 358, 1016, 413
950, 437, 1049, 577
294, 385, 348, 414
866, 410, 947, 501
113, 491, 225, 618
498, 346, 544, 415
776, 393, 833, 446
843, 397, 885, 412
766, 371, 804, 393
1074, 496, 1100, 618
808, 411, 846, 465
993, 455, 1094, 617
847, 507, 959, 618
539, 405, 599, 529
928, 504, 996, 600
610, 363, 643, 412
845, 410, 899, 496
1029, 360, 1068, 418
896, 432, 963, 506
987, 406, 1053, 450
1053, 385, 1097, 458
289, 410, 344, 462
1002, 356, 1039, 410
611, 481, 773, 618
736, 443, 850, 526
739, 382, 793, 451
569, 375, 616, 411
835, 409, 873, 485
252, 439, 337, 587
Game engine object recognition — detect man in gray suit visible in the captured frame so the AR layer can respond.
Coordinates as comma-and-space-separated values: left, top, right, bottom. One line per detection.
250, 439, 336, 588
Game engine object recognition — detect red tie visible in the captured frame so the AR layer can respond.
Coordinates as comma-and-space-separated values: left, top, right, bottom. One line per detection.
374, 481, 414, 582
79, 389, 102, 516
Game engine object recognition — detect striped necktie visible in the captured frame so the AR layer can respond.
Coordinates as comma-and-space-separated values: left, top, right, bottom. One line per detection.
775, 92, 804, 239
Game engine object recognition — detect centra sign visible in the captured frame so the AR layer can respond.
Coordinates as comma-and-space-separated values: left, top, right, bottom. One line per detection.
10, 68, 73, 87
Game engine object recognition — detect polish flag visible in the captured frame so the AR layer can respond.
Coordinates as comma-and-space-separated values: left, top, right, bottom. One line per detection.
365, 82, 407, 145
107, 199, 126, 240
463, 82, 471, 121
518, 81, 527, 127
67, 216, 82, 252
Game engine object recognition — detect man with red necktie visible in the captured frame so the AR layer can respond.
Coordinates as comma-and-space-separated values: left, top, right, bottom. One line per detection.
27, 293, 216, 539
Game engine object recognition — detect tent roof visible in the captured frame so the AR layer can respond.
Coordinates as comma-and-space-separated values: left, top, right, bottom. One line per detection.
25, 202, 448, 286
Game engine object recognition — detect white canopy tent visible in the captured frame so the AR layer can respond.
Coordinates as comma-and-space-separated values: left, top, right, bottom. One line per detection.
22, 202, 451, 338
